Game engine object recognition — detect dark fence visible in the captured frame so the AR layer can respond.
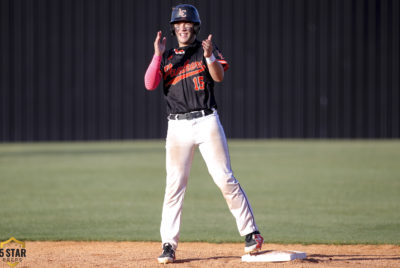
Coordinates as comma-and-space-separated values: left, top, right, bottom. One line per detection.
1, 0, 399, 141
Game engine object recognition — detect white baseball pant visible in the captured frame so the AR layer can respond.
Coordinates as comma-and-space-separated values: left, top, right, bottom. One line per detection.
160, 110, 258, 250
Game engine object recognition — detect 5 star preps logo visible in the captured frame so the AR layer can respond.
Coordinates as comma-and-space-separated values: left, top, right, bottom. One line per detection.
0, 237, 26, 267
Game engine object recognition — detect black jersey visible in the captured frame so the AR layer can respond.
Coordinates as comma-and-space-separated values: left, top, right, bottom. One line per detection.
160, 40, 229, 115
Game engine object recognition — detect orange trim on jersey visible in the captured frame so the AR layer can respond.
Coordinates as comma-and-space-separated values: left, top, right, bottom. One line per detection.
217, 59, 229, 71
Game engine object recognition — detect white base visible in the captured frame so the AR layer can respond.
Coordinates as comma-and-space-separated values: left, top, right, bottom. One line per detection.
242, 250, 307, 262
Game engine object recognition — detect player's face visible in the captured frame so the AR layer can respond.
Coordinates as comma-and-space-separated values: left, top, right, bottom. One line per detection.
174, 22, 196, 47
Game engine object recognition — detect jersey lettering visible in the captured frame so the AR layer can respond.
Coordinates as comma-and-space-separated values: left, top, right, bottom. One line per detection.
164, 60, 206, 86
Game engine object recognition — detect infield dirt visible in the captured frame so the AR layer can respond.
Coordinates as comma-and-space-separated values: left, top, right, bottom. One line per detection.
9, 242, 399, 267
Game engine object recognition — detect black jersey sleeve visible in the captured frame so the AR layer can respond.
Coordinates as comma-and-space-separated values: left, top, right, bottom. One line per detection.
160, 50, 175, 78
212, 44, 229, 71
160, 53, 166, 75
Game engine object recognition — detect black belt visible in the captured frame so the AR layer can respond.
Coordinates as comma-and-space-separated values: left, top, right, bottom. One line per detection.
168, 109, 213, 120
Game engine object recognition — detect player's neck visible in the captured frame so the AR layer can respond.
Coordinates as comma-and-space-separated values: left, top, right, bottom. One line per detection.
178, 36, 196, 48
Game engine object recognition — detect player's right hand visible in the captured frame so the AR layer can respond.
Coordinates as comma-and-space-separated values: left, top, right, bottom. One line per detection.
154, 31, 166, 56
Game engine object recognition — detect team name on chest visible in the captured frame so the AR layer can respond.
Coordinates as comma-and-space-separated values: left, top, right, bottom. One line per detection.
164, 59, 206, 86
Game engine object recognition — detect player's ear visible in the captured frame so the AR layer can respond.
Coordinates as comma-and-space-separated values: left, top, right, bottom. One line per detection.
194, 24, 200, 35
170, 24, 176, 36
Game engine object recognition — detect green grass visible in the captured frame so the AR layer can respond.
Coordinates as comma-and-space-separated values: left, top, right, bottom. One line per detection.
0, 140, 399, 244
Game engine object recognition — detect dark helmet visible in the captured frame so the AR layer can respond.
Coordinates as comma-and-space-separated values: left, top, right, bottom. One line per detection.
170, 4, 201, 36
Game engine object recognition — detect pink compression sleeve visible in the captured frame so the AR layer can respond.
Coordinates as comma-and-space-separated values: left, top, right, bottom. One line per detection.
144, 55, 162, 90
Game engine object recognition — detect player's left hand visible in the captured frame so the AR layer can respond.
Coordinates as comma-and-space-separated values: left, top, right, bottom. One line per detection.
202, 34, 213, 58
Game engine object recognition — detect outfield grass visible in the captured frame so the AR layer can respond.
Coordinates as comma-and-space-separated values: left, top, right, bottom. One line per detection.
0, 140, 399, 244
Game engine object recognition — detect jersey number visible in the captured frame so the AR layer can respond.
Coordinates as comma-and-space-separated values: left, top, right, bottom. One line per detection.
193, 76, 205, 91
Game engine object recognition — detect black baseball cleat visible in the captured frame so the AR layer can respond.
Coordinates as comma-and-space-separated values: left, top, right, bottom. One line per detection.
157, 243, 176, 264
244, 231, 264, 254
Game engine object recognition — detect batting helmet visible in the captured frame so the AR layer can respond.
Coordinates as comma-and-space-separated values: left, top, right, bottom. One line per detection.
170, 4, 201, 36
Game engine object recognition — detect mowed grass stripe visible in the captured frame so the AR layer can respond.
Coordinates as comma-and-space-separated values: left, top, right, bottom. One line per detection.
0, 140, 399, 244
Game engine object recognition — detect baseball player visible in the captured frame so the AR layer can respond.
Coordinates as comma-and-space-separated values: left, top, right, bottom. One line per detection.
144, 4, 264, 264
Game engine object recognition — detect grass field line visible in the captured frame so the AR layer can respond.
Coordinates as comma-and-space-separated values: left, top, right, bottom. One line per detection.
1, 140, 399, 244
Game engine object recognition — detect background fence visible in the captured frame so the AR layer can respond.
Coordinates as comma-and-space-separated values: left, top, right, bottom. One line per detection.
1, 0, 399, 141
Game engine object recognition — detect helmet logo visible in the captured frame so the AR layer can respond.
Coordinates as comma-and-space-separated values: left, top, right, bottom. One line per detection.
178, 8, 187, 17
